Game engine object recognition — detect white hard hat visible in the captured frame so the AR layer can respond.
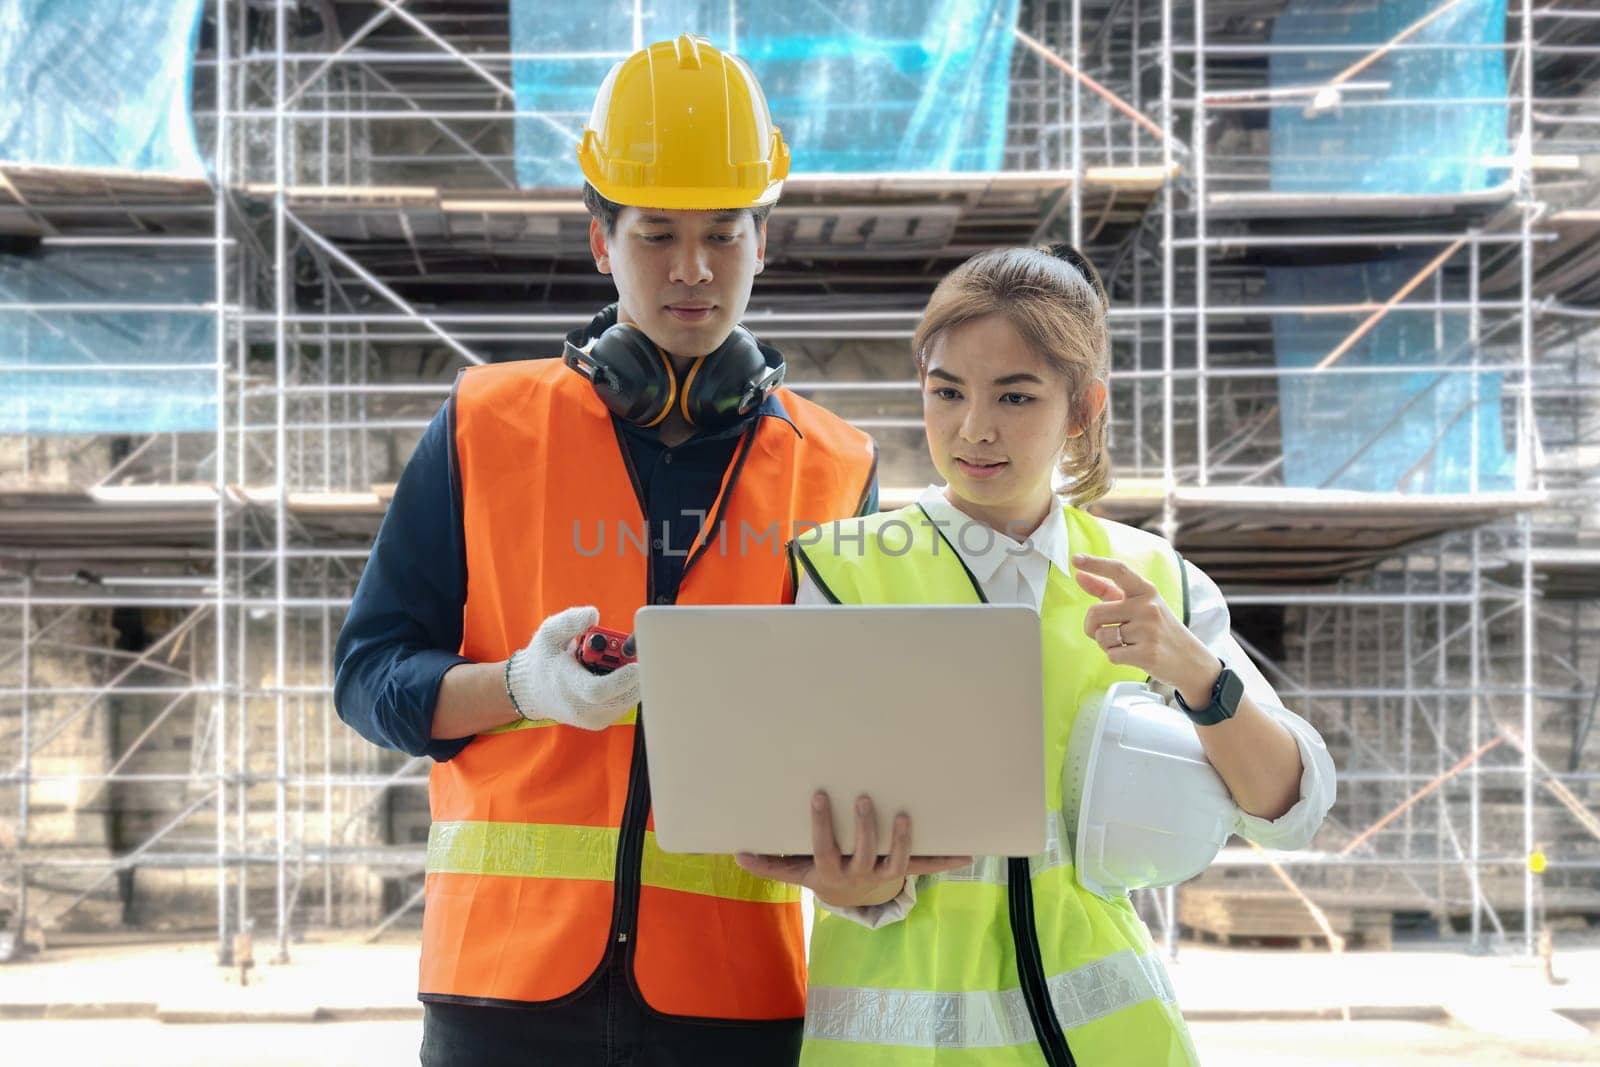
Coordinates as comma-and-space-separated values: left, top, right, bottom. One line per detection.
1062, 681, 1239, 899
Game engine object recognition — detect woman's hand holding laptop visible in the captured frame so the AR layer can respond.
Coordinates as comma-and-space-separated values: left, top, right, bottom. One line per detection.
734, 791, 972, 907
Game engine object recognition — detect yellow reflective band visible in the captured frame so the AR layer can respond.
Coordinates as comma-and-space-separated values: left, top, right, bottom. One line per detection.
427, 820, 618, 881
481, 707, 639, 734
641, 835, 800, 905
426, 820, 797, 905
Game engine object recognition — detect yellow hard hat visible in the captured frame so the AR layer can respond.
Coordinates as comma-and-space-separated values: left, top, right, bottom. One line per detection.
578, 34, 790, 211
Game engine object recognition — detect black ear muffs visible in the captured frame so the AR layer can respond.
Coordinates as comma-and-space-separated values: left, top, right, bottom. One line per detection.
563, 324, 678, 428
678, 326, 786, 429
564, 323, 785, 432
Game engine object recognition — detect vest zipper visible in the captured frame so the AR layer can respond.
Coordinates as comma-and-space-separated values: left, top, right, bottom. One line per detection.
607, 420, 758, 970
609, 421, 654, 955
1008, 857, 1077, 1067
612, 715, 651, 947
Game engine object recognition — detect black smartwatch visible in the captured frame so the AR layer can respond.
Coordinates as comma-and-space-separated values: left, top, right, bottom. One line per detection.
1175, 662, 1244, 726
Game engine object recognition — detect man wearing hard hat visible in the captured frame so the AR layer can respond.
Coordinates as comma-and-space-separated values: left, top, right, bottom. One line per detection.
334, 35, 878, 1065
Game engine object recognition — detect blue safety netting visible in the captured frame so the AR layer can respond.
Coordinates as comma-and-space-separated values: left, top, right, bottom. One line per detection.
510, 0, 1020, 188
1265, 259, 1515, 493
0, 0, 205, 174
0, 251, 216, 434
1269, 0, 1508, 195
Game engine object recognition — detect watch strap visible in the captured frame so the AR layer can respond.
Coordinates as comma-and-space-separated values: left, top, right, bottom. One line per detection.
1176, 662, 1242, 726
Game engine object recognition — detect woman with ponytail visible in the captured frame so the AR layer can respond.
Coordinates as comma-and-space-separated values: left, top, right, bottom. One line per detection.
738, 245, 1335, 1066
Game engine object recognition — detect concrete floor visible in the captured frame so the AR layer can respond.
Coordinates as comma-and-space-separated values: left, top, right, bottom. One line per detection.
1189, 1019, 1599, 1065
0, 934, 1596, 1063
0, 1018, 1595, 1066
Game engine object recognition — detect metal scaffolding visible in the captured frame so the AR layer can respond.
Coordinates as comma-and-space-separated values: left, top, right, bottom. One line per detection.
1, 0, 1597, 967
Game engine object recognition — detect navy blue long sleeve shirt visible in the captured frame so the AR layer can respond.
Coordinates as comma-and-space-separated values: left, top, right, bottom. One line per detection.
333, 382, 877, 763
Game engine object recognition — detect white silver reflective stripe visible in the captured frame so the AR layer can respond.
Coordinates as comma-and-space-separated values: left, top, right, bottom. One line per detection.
1138, 951, 1178, 1005
805, 950, 1175, 1049
921, 809, 1070, 888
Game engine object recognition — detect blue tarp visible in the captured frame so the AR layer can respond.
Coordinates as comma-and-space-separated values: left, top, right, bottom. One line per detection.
0, 0, 205, 174
1269, 0, 1509, 194
1266, 259, 1515, 493
0, 3, 211, 434
0, 251, 215, 434
510, 1, 1020, 187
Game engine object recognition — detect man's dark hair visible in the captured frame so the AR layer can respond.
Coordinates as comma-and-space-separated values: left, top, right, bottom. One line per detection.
582, 183, 774, 235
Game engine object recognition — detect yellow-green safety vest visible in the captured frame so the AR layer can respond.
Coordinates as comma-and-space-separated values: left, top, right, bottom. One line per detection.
791, 503, 1201, 1066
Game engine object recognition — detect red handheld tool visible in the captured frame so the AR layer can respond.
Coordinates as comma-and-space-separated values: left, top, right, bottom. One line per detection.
577, 626, 638, 674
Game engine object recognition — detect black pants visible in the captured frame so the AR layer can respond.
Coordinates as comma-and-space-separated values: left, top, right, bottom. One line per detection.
419, 955, 802, 1067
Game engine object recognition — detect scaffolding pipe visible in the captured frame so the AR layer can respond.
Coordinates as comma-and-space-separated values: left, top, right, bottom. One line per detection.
48, 788, 220, 928
1316, 0, 1472, 95
1011, 25, 1173, 148
5, 608, 212, 773
274, 0, 291, 966
1071, 0, 1083, 247
18, 576, 30, 846
283, 212, 487, 366
1315, 239, 1468, 371
1159, 0, 1176, 551
279, 3, 398, 110
1246, 840, 1347, 959
1339, 737, 1507, 857
1518, 0, 1539, 957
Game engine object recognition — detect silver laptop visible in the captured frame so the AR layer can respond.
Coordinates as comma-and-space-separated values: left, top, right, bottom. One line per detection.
634, 604, 1047, 857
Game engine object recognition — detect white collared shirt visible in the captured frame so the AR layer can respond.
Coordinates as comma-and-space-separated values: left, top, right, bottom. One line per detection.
798, 485, 1337, 927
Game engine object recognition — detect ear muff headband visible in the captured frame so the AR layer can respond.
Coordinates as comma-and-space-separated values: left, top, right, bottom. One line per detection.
680, 326, 779, 428
640, 343, 677, 429
678, 351, 709, 427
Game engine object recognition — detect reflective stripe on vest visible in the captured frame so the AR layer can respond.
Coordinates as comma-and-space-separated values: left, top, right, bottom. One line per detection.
427, 820, 799, 904
805, 949, 1177, 1049
481, 707, 639, 734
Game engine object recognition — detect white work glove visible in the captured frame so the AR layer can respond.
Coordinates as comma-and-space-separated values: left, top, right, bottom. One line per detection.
504, 606, 640, 730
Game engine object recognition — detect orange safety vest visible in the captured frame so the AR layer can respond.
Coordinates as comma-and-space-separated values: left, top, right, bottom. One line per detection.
420, 356, 877, 1020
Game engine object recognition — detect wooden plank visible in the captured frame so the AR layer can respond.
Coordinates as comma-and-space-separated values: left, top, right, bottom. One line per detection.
1179, 888, 1394, 949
